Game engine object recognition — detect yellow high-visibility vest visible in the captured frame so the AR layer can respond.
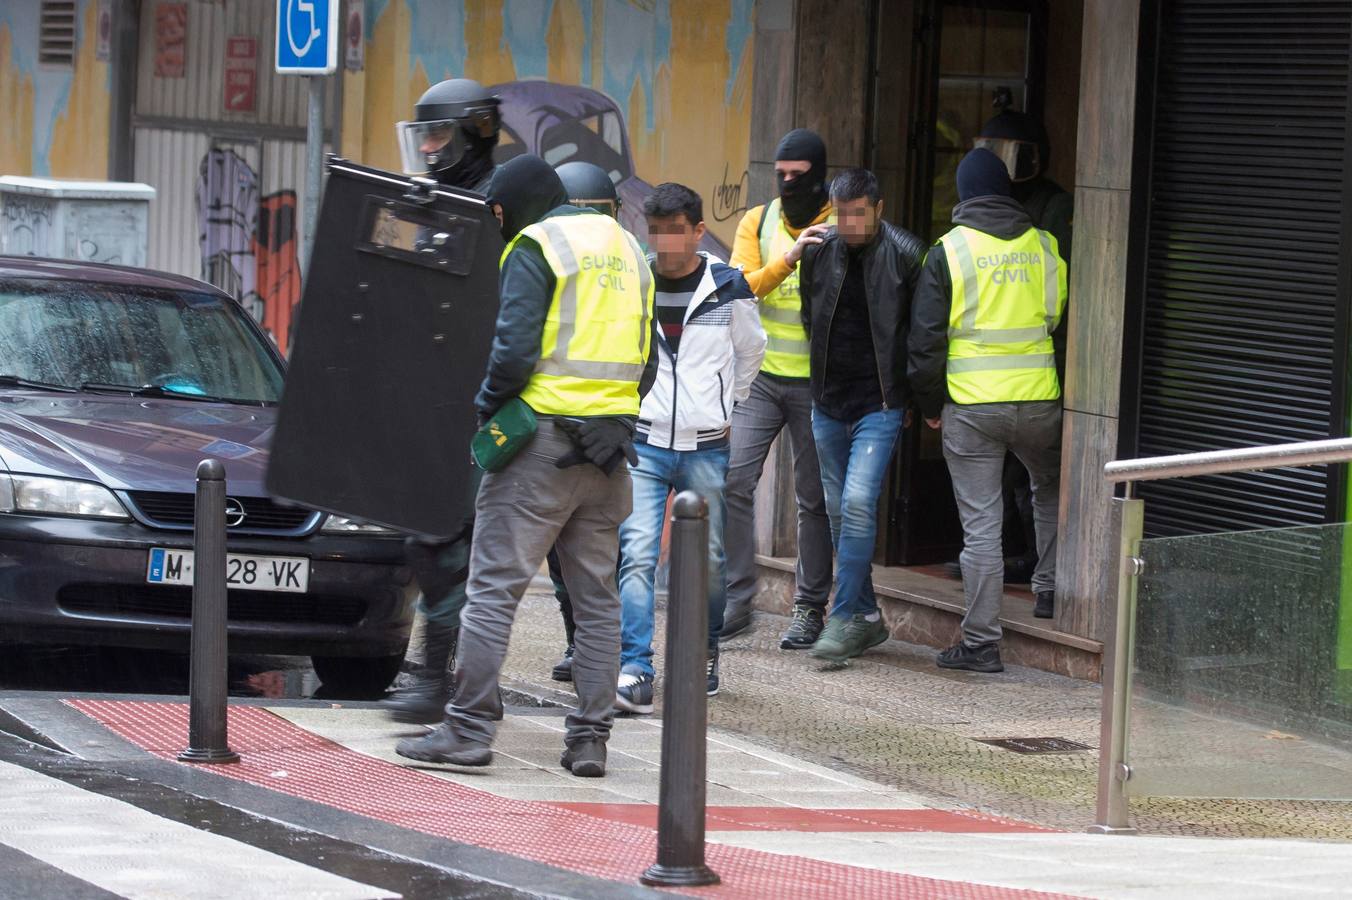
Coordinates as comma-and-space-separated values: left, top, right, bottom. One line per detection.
756, 198, 811, 379
506, 213, 655, 416
938, 224, 1067, 405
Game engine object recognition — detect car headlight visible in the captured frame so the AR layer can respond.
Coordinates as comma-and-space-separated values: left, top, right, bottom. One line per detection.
1, 474, 129, 519
321, 514, 398, 535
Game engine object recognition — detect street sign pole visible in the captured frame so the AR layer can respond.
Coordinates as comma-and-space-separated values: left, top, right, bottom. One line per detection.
275, 0, 338, 279
303, 74, 325, 276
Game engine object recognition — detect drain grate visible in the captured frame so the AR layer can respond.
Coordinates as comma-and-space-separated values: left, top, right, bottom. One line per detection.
975, 737, 1093, 754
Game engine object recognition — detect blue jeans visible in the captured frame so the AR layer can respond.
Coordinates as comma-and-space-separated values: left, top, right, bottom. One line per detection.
811, 406, 904, 620
619, 442, 728, 677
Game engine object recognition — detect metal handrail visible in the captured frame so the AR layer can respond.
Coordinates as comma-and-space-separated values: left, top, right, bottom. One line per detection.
1104, 437, 1352, 484
1092, 434, 1352, 835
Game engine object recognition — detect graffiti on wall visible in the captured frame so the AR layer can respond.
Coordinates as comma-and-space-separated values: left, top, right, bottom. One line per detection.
711, 162, 749, 225
0, 195, 55, 257
195, 149, 302, 351
492, 79, 728, 255
0, 193, 143, 264
356, 0, 755, 252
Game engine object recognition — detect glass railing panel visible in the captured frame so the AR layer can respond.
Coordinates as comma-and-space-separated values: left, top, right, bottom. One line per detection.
1126, 522, 1352, 800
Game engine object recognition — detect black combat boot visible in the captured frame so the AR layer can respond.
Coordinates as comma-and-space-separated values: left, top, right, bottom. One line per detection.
560, 740, 606, 777
936, 641, 1004, 673
381, 619, 458, 724
396, 723, 492, 766
551, 590, 577, 681
551, 644, 575, 682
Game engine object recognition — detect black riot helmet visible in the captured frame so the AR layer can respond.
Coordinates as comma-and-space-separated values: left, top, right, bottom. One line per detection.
555, 161, 620, 218
974, 109, 1050, 184
396, 78, 501, 186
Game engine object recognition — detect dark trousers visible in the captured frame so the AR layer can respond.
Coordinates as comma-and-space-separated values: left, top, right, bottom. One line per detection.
407, 467, 574, 640
548, 547, 576, 645
1002, 455, 1037, 564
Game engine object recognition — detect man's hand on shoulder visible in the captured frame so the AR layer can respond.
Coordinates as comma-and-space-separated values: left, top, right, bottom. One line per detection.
784, 223, 832, 267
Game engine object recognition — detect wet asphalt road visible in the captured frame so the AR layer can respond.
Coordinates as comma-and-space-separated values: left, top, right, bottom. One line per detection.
0, 644, 382, 702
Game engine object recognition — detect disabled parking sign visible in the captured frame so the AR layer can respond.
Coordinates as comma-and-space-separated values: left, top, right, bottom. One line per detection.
275, 0, 338, 74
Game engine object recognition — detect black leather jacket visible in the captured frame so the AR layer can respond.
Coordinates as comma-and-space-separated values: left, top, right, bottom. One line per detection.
799, 221, 927, 410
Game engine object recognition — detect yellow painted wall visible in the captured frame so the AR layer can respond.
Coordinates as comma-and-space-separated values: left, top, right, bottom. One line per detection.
0, 1, 109, 179
353, 0, 431, 172
0, 23, 36, 177
50, 0, 111, 178
354, 0, 755, 249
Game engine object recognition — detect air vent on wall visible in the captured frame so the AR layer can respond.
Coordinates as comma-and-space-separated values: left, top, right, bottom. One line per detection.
39, 1, 77, 68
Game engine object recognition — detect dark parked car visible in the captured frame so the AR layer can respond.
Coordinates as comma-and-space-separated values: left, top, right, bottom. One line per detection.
0, 257, 416, 692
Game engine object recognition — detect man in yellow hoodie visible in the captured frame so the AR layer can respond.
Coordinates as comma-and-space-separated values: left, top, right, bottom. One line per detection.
721, 129, 835, 650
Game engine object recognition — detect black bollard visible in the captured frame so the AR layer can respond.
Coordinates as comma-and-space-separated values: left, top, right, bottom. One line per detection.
641, 490, 719, 887
178, 459, 240, 764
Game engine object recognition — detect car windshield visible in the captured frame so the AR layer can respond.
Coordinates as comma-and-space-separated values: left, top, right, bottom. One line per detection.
0, 278, 284, 404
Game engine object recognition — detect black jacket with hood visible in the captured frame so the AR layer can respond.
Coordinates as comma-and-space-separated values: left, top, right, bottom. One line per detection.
475, 157, 658, 421
799, 221, 927, 412
908, 195, 1051, 419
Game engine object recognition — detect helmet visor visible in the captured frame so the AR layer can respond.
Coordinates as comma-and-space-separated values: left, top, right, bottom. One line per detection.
570, 198, 621, 218
973, 137, 1041, 183
395, 119, 471, 176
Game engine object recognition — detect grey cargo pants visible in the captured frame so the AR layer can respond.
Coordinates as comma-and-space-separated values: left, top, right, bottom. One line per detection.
942, 400, 1062, 647
445, 418, 632, 748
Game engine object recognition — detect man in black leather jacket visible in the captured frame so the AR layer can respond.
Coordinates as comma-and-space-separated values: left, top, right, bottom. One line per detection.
795, 168, 926, 663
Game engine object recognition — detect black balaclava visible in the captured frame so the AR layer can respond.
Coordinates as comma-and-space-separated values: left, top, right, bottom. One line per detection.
774, 128, 828, 229
485, 154, 570, 242
957, 148, 1012, 202
439, 128, 498, 191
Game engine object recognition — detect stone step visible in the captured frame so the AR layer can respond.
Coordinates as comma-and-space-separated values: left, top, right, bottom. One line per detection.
753, 556, 1103, 681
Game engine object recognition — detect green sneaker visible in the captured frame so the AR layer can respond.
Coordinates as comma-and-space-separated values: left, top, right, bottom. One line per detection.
809, 613, 889, 663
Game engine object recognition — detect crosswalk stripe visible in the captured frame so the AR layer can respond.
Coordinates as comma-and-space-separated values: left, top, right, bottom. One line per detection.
0, 842, 123, 900
0, 760, 397, 900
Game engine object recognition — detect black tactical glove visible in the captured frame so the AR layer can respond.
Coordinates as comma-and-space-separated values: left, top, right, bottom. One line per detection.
554, 417, 638, 475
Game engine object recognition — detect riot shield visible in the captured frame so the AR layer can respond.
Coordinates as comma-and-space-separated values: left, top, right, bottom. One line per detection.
267, 159, 502, 539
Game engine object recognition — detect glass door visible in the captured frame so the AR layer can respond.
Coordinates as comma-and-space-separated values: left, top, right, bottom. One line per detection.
885, 0, 1044, 566
929, 3, 1037, 238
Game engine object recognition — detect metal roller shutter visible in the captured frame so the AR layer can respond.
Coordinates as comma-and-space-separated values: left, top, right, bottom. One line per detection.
1133, 0, 1352, 536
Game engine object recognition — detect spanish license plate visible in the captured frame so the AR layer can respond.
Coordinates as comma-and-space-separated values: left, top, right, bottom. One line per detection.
146, 548, 310, 593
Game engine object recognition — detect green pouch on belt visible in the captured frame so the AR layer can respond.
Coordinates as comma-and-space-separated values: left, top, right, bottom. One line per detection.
472, 397, 538, 472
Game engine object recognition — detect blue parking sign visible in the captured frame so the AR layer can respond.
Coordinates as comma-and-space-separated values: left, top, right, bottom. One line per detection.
275, 0, 338, 74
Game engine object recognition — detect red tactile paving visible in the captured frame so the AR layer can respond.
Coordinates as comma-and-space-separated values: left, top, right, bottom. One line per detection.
67, 700, 1085, 900
552, 803, 1055, 834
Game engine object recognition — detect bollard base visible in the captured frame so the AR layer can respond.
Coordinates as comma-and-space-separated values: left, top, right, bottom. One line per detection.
640, 864, 720, 887
177, 747, 241, 764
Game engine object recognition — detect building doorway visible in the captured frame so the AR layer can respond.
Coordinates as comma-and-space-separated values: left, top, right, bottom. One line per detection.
877, 0, 1080, 568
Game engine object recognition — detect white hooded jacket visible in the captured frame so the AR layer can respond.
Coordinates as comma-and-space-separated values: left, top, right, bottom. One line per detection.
636, 251, 766, 451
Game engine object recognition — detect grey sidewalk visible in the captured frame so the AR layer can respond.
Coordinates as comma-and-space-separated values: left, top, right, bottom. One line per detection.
480, 583, 1352, 840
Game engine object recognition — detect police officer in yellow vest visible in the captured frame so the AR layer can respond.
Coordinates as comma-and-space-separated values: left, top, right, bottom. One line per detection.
908, 148, 1067, 674
398, 155, 657, 776
723, 129, 836, 648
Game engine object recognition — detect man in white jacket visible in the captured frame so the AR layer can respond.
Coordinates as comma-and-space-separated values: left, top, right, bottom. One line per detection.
614, 183, 766, 714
